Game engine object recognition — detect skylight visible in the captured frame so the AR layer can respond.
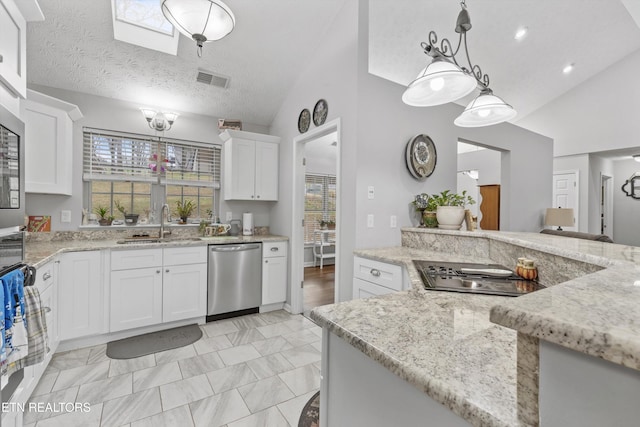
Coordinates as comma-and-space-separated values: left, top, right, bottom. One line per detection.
111, 0, 180, 55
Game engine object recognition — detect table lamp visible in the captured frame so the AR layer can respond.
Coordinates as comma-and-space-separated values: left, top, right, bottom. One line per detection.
544, 207, 574, 230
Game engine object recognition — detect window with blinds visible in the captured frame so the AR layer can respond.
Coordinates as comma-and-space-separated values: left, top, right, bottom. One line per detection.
83, 128, 221, 221
304, 174, 336, 243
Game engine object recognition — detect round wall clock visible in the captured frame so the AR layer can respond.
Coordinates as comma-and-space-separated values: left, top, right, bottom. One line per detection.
313, 99, 328, 126
405, 134, 437, 181
298, 109, 311, 133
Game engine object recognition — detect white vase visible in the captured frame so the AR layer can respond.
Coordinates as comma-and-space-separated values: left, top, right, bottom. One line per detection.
436, 206, 465, 230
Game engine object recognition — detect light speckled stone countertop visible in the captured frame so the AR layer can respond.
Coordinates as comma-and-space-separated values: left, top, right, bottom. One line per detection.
25, 234, 288, 268
312, 229, 640, 426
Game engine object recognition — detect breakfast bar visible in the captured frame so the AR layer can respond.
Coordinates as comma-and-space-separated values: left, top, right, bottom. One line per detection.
310, 228, 640, 427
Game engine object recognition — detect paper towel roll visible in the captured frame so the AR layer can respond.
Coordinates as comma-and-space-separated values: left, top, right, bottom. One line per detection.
242, 212, 253, 236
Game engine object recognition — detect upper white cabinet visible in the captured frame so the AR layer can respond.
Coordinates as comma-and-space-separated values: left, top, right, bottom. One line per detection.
0, 0, 43, 99
22, 90, 82, 195
221, 129, 280, 201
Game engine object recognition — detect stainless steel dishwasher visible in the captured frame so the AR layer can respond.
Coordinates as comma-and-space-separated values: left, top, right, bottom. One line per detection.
207, 243, 262, 321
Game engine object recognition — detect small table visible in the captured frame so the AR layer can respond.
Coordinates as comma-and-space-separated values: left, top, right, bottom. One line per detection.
313, 229, 336, 269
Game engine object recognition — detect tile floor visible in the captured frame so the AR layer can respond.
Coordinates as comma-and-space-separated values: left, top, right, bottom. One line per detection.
22, 310, 322, 427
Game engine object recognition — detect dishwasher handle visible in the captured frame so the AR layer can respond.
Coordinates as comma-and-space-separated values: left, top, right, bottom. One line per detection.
209, 244, 261, 252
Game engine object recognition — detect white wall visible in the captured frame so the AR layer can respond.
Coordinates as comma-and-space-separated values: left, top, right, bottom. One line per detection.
612, 158, 640, 245
25, 84, 271, 231
457, 149, 501, 186
517, 48, 640, 157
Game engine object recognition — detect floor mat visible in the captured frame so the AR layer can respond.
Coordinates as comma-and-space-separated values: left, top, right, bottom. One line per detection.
298, 391, 320, 427
106, 324, 202, 359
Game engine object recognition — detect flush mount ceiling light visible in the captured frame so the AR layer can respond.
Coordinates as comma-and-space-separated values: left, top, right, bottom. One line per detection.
161, 0, 235, 57
514, 27, 528, 40
633, 154, 640, 163
402, 0, 516, 127
141, 109, 179, 131
562, 63, 575, 74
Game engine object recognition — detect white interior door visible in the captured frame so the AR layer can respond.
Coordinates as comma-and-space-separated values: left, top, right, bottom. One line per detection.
601, 174, 613, 238
552, 172, 578, 231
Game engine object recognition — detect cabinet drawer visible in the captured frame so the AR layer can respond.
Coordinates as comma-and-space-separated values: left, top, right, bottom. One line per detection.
263, 241, 287, 258
164, 246, 207, 266
111, 248, 163, 270
36, 261, 55, 292
353, 278, 396, 299
353, 256, 403, 291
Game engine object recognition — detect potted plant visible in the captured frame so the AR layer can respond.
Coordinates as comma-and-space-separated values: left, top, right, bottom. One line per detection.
94, 205, 114, 226
319, 219, 336, 230
115, 200, 139, 226
175, 199, 196, 224
412, 193, 439, 228
431, 190, 475, 230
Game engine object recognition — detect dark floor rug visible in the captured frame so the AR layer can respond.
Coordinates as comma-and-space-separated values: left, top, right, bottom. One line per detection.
106, 324, 202, 359
298, 391, 320, 427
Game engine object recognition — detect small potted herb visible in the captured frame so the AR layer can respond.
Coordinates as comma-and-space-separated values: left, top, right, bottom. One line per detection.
94, 205, 114, 226
412, 193, 438, 228
175, 199, 196, 224
431, 190, 475, 230
115, 200, 139, 226
319, 219, 336, 230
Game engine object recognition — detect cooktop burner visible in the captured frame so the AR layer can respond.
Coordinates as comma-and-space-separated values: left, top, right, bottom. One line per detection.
413, 260, 545, 297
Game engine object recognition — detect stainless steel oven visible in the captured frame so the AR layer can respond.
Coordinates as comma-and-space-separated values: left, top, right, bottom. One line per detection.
0, 103, 25, 230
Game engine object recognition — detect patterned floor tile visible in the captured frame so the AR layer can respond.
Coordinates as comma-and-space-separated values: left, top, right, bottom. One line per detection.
282, 329, 321, 347
280, 344, 321, 368
190, 389, 251, 427
23, 387, 80, 424
277, 390, 319, 427
101, 387, 162, 427
256, 322, 295, 339
217, 344, 261, 366
201, 319, 238, 337
77, 373, 133, 404
52, 360, 110, 392
237, 376, 295, 413
225, 328, 266, 346
226, 406, 289, 427
251, 336, 294, 357
206, 363, 258, 394
246, 353, 295, 380
193, 334, 233, 355
278, 364, 321, 396
109, 354, 156, 377
178, 351, 225, 379
31, 402, 103, 427
131, 404, 194, 427
154, 344, 197, 365
231, 315, 267, 330
159, 374, 214, 411
48, 348, 91, 371
133, 361, 182, 392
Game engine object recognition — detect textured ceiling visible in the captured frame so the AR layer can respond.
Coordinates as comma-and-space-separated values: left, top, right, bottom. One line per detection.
26, 0, 348, 127
26, 1, 640, 128
369, 0, 640, 122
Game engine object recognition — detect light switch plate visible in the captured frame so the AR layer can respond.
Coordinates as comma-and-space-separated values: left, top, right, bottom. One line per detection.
61, 210, 71, 223
390, 215, 397, 228
226, 211, 233, 221
367, 186, 375, 200
367, 214, 374, 228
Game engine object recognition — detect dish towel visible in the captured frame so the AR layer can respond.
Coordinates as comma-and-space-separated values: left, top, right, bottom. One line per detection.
22, 285, 49, 367
1, 269, 28, 379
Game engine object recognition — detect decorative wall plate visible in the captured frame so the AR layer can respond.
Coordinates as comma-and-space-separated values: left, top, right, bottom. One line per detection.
313, 99, 328, 126
298, 109, 311, 133
405, 134, 437, 180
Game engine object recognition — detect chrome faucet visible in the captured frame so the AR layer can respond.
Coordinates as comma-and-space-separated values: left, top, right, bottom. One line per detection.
159, 203, 172, 239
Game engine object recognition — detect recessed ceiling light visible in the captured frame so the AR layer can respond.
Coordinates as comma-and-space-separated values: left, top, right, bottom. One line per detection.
514, 27, 528, 40
563, 63, 575, 74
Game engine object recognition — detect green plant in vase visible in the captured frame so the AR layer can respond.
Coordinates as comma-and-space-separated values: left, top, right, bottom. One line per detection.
175, 199, 196, 224
115, 199, 139, 226
94, 205, 113, 226
431, 190, 475, 230
412, 193, 438, 228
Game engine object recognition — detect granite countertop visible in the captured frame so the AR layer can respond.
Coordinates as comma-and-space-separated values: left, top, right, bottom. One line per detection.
25, 234, 288, 267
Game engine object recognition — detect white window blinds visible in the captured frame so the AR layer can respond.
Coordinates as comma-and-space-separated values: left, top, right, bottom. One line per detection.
162, 137, 221, 189
83, 128, 221, 187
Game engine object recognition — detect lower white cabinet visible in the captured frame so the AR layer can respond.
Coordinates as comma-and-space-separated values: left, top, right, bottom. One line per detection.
262, 241, 288, 305
110, 246, 207, 332
352, 256, 407, 299
58, 251, 103, 340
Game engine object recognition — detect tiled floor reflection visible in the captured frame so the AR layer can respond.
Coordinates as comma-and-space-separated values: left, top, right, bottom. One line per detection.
23, 311, 321, 427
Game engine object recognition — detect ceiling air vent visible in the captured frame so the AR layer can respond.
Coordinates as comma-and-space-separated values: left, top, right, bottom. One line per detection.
196, 69, 230, 89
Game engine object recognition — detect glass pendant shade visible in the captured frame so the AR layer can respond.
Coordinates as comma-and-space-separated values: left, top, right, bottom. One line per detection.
402, 59, 477, 107
454, 90, 517, 127
162, 0, 235, 42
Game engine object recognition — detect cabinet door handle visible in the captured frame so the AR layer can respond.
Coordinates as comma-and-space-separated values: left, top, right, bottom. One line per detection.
270, 247, 279, 252
370, 269, 381, 277
165, 269, 170, 273
156, 270, 161, 274
43, 272, 52, 281
265, 260, 269, 263
257, 195, 260, 199
251, 195, 254, 198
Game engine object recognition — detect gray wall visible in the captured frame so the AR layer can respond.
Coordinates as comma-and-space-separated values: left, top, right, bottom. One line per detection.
25, 84, 271, 231
612, 158, 640, 245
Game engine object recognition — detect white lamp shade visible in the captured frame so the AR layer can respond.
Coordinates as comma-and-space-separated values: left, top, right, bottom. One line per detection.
402, 60, 477, 107
454, 90, 517, 127
544, 208, 574, 227
162, 0, 235, 42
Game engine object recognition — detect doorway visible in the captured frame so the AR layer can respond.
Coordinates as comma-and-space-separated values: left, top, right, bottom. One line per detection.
290, 119, 341, 315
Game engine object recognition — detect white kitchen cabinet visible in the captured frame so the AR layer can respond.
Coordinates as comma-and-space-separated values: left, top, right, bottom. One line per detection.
262, 241, 288, 305
110, 246, 207, 332
352, 256, 407, 299
58, 250, 103, 341
22, 90, 82, 195
221, 129, 280, 201
0, 0, 26, 98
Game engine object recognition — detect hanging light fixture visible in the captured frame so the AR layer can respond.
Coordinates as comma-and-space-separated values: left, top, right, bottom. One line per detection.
402, 0, 516, 127
161, 0, 235, 57
141, 109, 179, 132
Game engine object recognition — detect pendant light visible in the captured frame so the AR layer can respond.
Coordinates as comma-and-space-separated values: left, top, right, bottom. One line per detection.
454, 89, 517, 127
402, 0, 516, 127
161, 0, 235, 57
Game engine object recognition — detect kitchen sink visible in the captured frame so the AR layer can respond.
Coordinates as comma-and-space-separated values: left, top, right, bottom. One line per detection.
116, 237, 202, 244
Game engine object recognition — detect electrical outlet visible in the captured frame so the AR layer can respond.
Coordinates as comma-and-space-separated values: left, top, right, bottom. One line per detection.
61, 210, 71, 223
226, 211, 233, 221
390, 215, 397, 228
367, 214, 374, 228
367, 186, 375, 200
